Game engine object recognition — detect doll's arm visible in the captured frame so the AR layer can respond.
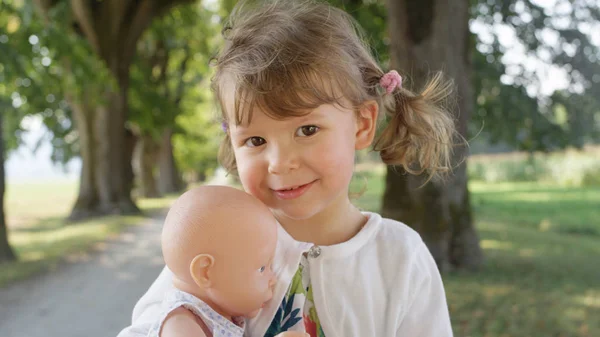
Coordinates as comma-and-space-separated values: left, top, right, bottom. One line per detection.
396, 242, 453, 336
160, 307, 208, 337
117, 266, 176, 337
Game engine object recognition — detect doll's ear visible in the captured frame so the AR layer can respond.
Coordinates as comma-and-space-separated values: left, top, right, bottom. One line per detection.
190, 254, 215, 289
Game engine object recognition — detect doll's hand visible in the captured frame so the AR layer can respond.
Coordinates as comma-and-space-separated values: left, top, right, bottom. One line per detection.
275, 332, 310, 337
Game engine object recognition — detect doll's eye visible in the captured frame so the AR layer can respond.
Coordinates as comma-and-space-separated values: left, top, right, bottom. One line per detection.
259, 266, 266, 273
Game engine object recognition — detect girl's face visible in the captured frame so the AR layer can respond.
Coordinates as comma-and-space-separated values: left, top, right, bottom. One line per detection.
228, 103, 361, 223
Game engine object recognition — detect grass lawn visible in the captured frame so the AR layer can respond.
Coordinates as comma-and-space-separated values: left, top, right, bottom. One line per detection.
1, 180, 178, 287
352, 172, 600, 337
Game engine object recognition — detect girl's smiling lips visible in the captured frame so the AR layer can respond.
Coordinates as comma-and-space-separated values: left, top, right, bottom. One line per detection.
271, 180, 317, 200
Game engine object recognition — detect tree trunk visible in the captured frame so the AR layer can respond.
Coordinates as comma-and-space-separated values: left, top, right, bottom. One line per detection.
133, 134, 160, 198
0, 111, 17, 263
68, 88, 139, 219
68, 94, 98, 218
157, 127, 183, 195
48, 0, 192, 218
383, 0, 483, 271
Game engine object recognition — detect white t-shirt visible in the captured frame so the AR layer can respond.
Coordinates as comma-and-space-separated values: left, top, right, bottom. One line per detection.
117, 212, 453, 337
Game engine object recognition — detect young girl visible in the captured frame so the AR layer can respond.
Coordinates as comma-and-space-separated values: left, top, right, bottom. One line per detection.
118, 0, 455, 336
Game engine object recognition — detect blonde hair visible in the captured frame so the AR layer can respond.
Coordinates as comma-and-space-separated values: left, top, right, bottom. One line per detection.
212, 0, 456, 179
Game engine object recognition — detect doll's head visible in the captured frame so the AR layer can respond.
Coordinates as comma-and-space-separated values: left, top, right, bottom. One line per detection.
161, 185, 278, 319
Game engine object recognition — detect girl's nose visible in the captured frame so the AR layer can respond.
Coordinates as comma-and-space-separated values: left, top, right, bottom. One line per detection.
267, 144, 299, 175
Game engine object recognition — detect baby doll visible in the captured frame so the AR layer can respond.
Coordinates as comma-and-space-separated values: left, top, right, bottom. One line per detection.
149, 185, 307, 337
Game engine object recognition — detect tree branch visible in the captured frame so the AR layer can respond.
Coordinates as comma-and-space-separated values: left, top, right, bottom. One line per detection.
121, 0, 155, 71
107, 0, 129, 40
70, 0, 101, 54
121, 0, 193, 73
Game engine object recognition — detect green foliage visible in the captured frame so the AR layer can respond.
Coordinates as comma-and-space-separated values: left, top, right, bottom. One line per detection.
128, 2, 221, 178
471, 0, 600, 150
129, 2, 216, 136
329, 0, 389, 66
471, 42, 570, 151
172, 100, 221, 179
469, 155, 546, 182
582, 168, 600, 186
0, 0, 113, 163
468, 147, 600, 186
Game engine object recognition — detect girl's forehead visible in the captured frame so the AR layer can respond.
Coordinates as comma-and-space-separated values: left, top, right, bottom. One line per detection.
230, 103, 351, 134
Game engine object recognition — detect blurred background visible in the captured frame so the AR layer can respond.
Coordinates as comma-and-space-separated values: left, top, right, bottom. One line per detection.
0, 0, 598, 336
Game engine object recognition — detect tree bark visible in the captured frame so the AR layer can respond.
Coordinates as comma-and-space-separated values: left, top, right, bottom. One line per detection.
68, 89, 140, 218
383, 0, 483, 271
133, 134, 160, 198
157, 128, 183, 195
68, 94, 98, 218
0, 111, 17, 263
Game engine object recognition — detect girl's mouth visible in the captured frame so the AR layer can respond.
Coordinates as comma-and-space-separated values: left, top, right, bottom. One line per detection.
272, 180, 316, 200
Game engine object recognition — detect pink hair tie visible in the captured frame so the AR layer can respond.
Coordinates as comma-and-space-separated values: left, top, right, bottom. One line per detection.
380, 70, 402, 94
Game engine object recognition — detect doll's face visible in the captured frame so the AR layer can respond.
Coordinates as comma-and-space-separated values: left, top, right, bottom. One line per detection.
205, 207, 278, 318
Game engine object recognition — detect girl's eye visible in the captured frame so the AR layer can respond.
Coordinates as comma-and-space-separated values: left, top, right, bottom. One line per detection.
259, 266, 266, 273
295, 125, 319, 137
245, 137, 266, 147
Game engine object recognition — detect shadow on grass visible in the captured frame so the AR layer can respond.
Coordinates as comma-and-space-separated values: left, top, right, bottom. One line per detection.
12, 217, 67, 233
471, 183, 600, 237
447, 213, 600, 336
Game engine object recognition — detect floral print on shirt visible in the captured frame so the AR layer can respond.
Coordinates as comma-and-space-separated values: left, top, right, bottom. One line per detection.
265, 254, 325, 337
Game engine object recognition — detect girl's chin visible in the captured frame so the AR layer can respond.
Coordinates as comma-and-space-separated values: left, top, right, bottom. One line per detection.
274, 209, 319, 222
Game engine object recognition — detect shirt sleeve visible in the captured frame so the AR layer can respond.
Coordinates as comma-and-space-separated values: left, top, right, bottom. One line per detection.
116, 266, 175, 337
396, 242, 453, 336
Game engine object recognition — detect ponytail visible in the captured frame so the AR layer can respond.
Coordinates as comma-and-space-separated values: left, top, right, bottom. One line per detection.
372, 72, 456, 180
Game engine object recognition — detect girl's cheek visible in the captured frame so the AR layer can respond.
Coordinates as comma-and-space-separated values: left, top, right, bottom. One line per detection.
245, 185, 262, 200
237, 167, 262, 198
237, 154, 264, 191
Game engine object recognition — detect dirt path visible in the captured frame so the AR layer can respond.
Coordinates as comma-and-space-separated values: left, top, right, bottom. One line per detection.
0, 215, 166, 337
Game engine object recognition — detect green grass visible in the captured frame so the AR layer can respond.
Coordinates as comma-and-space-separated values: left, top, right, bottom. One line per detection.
353, 173, 600, 337
1, 180, 178, 287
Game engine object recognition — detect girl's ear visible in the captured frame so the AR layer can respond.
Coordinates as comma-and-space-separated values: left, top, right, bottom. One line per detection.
190, 254, 215, 289
355, 100, 379, 150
